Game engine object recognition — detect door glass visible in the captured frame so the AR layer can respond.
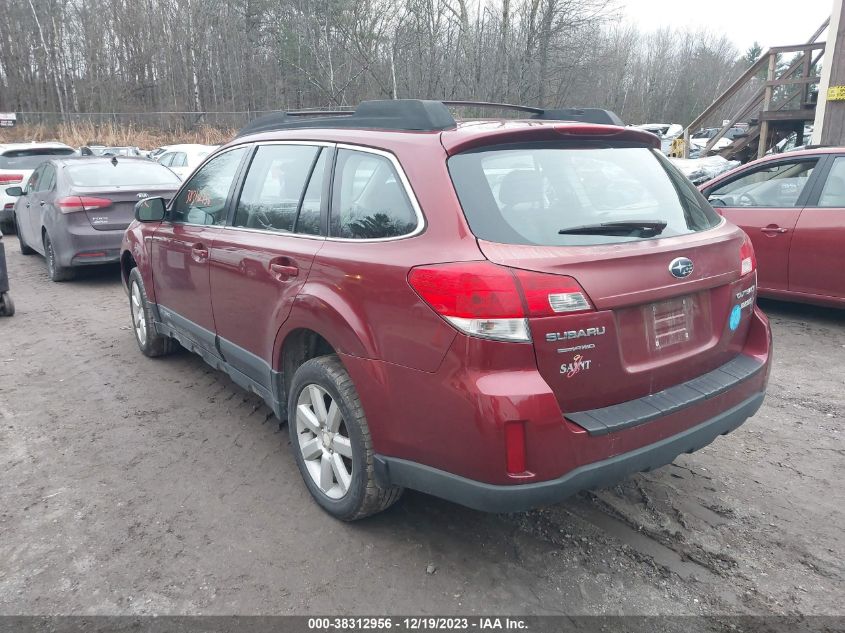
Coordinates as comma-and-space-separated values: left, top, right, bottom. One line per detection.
172, 153, 188, 168
296, 150, 327, 235
233, 144, 319, 232
708, 160, 817, 208
331, 149, 417, 239
170, 147, 247, 225
158, 153, 174, 167
26, 165, 44, 193
37, 165, 56, 192
817, 157, 845, 207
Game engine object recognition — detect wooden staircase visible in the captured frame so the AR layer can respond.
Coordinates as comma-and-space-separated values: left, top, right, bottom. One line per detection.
678, 19, 829, 161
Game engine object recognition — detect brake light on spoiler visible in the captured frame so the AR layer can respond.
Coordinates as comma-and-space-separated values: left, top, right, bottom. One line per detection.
408, 262, 593, 342
56, 196, 112, 214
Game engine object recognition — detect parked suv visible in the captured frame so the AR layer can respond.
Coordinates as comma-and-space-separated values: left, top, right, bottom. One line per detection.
121, 100, 771, 520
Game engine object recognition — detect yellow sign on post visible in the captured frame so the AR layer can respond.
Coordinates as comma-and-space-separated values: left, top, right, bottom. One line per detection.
827, 85, 845, 100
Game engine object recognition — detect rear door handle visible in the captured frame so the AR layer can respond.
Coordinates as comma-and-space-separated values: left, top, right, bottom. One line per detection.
269, 262, 299, 281
190, 243, 209, 262
760, 226, 788, 235
39, 201, 46, 207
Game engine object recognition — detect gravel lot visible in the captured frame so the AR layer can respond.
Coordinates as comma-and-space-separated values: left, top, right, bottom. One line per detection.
0, 235, 843, 617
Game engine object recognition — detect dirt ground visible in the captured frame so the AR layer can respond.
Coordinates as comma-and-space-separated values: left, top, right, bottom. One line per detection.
0, 236, 843, 618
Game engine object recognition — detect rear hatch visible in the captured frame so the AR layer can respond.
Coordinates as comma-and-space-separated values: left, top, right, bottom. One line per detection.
446, 128, 758, 414
64, 159, 181, 231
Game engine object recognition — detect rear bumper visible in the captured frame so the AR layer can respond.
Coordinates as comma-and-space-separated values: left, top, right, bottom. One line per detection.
375, 391, 764, 513
49, 216, 124, 267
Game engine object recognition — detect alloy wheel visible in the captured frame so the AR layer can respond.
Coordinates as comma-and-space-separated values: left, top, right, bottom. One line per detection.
295, 384, 353, 499
130, 281, 147, 347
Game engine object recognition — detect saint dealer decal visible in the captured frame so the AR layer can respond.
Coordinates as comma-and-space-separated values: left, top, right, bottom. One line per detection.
561, 354, 592, 377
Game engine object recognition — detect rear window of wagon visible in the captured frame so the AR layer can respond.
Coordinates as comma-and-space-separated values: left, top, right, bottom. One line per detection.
447, 144, 721, 246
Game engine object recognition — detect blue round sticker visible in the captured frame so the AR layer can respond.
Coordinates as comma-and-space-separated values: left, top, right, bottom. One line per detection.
729, 305, 742, 331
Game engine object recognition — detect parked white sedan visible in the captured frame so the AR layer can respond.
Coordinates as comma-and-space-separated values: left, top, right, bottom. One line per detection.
0, 142, 76, 232
155, 144, 217, 180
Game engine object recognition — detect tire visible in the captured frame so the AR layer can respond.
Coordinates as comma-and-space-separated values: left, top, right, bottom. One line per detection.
288, 354, 403, 520
128, 267, 177, 358
0, 220, 13, 235
43, 232, 74, 281
0, 292, 14, 317
15, 216, 35, 255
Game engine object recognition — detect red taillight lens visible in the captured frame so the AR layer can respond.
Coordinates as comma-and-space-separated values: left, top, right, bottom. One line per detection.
512, 268, 592, 316
740, 234, 756, 276
505, 421, 527, 475
408, 262, 524, 319
408, 262, 593, 342
0, 173, 24, 184
56, 196, 113, 214
3, 203, 13, 210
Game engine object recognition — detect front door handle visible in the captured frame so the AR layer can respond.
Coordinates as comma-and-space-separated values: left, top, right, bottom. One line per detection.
760, 226, 788, 235
190, 243, 209, 262
270, 262, 299, 281
39, 201, 46, 207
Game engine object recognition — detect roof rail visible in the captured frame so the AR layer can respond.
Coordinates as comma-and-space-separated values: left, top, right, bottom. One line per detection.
235, 99, 623, 137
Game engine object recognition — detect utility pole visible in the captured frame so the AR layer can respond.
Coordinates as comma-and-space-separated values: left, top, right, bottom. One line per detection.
813, 0, 845, 145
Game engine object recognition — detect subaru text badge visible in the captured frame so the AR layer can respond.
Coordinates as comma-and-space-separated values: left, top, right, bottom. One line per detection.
669, 257, 694, 279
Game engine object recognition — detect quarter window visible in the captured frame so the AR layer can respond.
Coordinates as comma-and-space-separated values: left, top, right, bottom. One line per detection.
330, 149, 417, 239
817, 157, 845, 207
170, 147, 247, 225
708, 159, 817, 208
233, 144, 320, 232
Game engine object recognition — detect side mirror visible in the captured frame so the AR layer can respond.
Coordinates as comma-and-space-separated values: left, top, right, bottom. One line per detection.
5, 186, 23, 197
135, 196, 166, 222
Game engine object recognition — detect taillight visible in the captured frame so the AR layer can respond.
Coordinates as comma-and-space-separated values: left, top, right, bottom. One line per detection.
408, 262, 593, 342
740, 234, 756, 276
56, 196, 112, 214
0, 173, 24, 184
511, 268, 592, 316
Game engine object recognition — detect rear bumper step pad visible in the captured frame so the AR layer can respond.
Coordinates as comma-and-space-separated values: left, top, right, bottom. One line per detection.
566, 354, 764, 436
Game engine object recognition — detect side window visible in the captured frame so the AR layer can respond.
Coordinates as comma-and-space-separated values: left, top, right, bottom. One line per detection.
158, 153, 174, 167
708, 159, 817, 208
233, 144, 319, 232
331, 149, 418, 239
170, 147, 247, 225
817, 157, 845, 207
172, 153, 188, 168
26, 165, 44, 193
296, 150, 328, 235
37, 165, 56, 192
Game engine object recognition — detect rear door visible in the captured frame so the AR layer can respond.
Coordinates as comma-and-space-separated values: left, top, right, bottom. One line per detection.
788, 154, 845, 299
209, 142, 330, 389
20, 165, 46, 247
448, 143, 758, 413
702, 156, 820, 292
151, 146, 249, 354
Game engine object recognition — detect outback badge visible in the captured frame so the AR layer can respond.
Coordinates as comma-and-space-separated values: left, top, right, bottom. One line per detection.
669, 257, 694, 279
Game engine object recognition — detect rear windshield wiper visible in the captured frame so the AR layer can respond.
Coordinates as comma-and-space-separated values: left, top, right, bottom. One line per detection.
558, 220, 668, 236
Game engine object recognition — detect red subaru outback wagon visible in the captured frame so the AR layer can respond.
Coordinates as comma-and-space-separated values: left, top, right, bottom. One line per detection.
121, 100, 771, 520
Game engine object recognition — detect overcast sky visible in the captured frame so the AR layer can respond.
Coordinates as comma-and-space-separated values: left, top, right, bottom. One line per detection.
621, 0, 833, 52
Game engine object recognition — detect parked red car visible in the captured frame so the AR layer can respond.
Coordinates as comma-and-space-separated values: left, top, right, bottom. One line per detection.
121, 100, 771, 520
700, 147, 845, 308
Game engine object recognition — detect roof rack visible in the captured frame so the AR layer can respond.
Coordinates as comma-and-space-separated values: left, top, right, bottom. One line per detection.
235, 99, 623, 137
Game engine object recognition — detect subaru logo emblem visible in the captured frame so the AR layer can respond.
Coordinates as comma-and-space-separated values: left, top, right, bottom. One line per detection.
669, 257, 694, 278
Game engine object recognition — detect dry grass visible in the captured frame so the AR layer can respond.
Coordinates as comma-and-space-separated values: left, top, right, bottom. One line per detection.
0, 122, 236, 149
